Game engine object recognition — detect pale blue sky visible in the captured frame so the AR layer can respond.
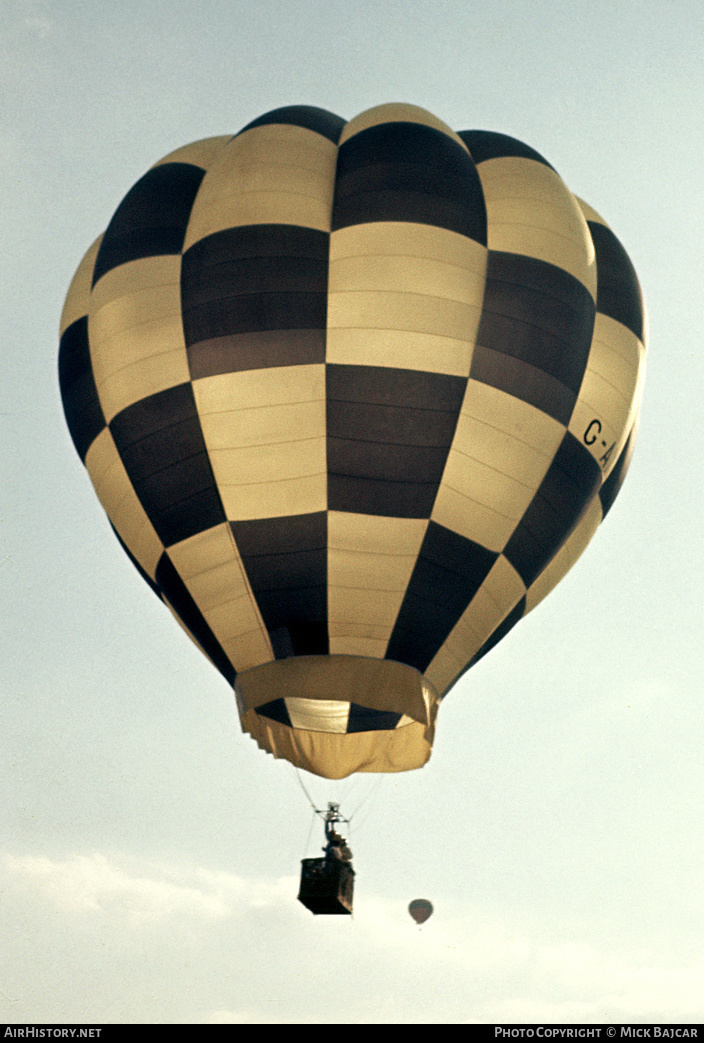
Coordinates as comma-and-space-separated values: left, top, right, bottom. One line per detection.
2, 0, 704, 1024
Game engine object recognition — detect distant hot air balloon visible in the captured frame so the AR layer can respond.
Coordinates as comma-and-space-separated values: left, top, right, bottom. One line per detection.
408, 899, 433, 925
59, 103, 646, 781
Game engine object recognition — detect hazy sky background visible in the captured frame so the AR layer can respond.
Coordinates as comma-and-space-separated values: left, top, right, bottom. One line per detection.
2, 0, 703, 1025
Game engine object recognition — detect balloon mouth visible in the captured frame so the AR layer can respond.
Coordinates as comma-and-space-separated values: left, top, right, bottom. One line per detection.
234, 654, 439, 779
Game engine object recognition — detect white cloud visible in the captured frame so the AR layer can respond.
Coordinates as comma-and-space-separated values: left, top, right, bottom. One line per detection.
1, 850, 703, 1024
336, 898, 704, 1023
1, 851, 296, 928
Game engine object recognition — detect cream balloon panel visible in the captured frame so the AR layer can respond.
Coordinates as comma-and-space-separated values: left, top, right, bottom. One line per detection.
166, 522, 272, 672
327, 512, 428, 659
182, 124, 338, 249
327, 223, 487, 377
568, 314, 644, 480
61, 237, 167, 585
475, 156, 597, 296
193, 365, 327, 523
88, 255, 189, 423
567, 203, 645, 483
151, 135, 232, 172
84, 426, 163, 581
431, 380, 566, 553
338, 102, 467, 149
60, 236, 103, 338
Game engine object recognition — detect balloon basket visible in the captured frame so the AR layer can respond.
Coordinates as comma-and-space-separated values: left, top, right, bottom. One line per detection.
298, 857, 355, 915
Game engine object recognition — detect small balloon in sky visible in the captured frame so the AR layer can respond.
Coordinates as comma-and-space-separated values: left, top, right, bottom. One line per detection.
408, 899, 433, 925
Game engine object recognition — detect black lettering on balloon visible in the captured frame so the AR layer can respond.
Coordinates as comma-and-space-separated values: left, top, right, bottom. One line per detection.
600, 442, 615, 468
584, 418, 602, 446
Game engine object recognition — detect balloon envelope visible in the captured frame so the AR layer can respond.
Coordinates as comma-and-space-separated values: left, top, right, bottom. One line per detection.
408, 899, 433, 924
59, 103, 646, 780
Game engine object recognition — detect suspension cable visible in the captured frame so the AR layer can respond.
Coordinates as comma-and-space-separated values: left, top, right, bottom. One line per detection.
346, 773, 385, 824
292, 764, 385, 855
293, 765, 323, 815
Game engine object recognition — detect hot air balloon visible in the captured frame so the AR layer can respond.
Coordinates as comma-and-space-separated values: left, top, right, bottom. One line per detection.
59, 103, 646, 781
408, 899, 433, 925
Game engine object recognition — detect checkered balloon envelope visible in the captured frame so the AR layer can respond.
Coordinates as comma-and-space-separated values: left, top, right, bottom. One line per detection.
59, 103, 646, 780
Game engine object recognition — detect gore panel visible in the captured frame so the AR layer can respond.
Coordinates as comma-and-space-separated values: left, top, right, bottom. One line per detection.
458, 130, 555, 170
182, 225, 329, 376
58, 316, 106, 462
231, 512, 328, 657
327, 365, 466, 518
386, 521, 498, 672
468, 595, 527, 669
111, 524, 161, 598
504, 432, 602, 587
471, 253, 595, 424
92, 164, 205, 284
237, 105, 345, 144
589, 221, 645, 340
109, 383, 225, 547
333, 121, 487, 243
155, 551, 235, 684
599, 423, 638, 518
